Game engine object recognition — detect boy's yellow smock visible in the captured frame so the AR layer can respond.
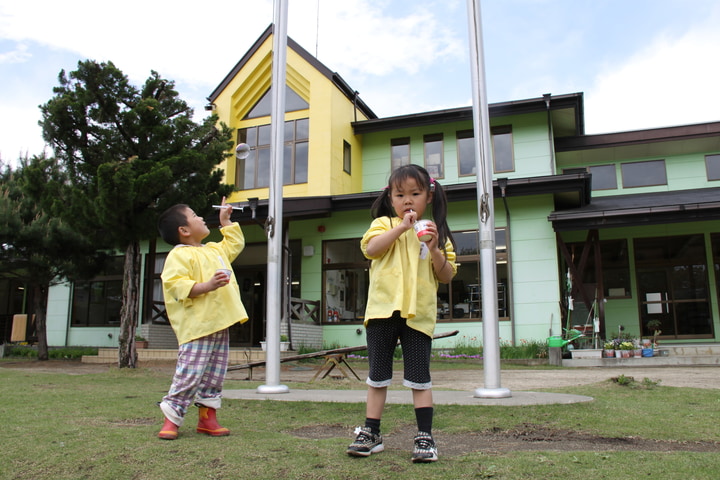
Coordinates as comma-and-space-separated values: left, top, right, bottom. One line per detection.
161, 223, 248, 345
361, 216, 457, 337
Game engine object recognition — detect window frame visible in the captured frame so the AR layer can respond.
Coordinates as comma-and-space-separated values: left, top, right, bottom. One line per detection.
621, 159, 667, 188
423, 133, 444, 179
390, 137, 410, 171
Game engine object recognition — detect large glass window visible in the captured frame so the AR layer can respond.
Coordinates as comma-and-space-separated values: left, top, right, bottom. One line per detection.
621, 159, 667, 188
423, 133, 444, 179
71, 256, 124, 326
457, 127, 514, 175
438, 229, 508, 321
564, 239, 631, 298
236, 118, 309, 189
391, 137, 410, 171
636, 235, 712, 339
322, 239, 369, 323
244, 85, 309, 119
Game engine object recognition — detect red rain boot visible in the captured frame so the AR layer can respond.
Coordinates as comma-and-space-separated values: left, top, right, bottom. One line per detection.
158, 417, 179, 440
196, 406, 230, 436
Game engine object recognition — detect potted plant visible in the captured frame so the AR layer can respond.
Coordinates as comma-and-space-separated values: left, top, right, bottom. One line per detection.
619, 341, 634, 358
135, 334, 148, 349
280, 335, 290, 352
647, 319, 662, 349
603, 341, 615, 358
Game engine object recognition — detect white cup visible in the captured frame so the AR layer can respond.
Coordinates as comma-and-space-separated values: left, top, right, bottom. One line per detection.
413, 219, 432, 242
217, 268, 232, 281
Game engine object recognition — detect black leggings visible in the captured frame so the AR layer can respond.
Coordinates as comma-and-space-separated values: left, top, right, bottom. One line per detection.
365, 313, 432, 390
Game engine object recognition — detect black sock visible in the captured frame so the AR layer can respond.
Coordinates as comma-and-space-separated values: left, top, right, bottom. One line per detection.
415, 407, 434, 434
365, 417, 381, 435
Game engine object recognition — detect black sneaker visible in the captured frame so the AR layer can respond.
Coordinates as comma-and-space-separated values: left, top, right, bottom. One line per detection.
412, 431, 438, 463
347, 426, 384, 457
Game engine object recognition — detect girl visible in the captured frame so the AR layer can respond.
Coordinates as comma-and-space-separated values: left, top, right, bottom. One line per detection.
347, 164, 457, 463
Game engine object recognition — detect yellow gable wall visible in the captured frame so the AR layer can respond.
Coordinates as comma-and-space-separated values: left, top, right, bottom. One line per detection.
212, 34, 368, 204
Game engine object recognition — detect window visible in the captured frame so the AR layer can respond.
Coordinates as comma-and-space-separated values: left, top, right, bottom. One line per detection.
391, 137, 410, 171
322, 239, 369, 323
423, 133, 444, 179
621, 159, 667, 188
705, 154, 720, 181
244, 86, 309, 119
437, 229, 509, 321
71, 256, 124, 326
565, 239, 631, 298
492, 125, 514, 173
457, 127, 514, 175
236, 118, 309, 189
589, 164, 618, 190
636, 235, 712, 339
343, 140, 351, 174
457, 130, 475, 176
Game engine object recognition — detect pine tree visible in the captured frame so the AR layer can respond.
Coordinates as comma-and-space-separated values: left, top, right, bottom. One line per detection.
39, 60, 234, 367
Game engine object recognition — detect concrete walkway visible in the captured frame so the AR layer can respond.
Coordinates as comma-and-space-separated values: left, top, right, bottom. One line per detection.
222, 388, 593, 406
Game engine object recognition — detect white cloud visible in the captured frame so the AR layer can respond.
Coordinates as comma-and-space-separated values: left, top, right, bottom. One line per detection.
585, 19, 720, 134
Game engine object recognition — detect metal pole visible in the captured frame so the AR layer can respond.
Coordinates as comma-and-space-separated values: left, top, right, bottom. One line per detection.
258, 0, 289, 394
466, 0, 511, 399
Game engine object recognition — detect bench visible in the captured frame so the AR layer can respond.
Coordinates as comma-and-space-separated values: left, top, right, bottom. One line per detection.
227, 329, 459, 381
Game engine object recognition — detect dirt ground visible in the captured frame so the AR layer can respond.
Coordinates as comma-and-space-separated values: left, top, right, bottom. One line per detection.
3, 359, 720, 455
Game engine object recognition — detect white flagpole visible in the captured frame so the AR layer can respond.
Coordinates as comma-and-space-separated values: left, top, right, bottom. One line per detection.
258, 0, 289, 394
466, 0, 511, 398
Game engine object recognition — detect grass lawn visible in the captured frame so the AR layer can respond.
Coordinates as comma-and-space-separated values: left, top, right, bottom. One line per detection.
1, 359, 719, 479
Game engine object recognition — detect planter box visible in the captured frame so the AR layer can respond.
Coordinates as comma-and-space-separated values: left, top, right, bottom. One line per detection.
570, 348, 602, 359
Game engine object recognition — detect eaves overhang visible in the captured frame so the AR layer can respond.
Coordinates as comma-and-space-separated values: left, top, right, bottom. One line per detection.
351, 93, 584, 136
221, 173, 591, 226
548, 187, 720, 232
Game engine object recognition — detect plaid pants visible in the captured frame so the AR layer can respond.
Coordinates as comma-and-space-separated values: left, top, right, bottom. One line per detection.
161, 329, 230, 423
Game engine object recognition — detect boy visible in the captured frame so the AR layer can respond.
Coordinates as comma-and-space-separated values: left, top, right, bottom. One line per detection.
156, 200, 248, 440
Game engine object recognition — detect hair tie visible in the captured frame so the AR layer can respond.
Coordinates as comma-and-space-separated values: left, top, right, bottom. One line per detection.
429, 177, 436, 191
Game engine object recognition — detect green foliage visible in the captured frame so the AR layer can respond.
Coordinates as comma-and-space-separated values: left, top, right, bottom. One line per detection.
4, 345, 98, 359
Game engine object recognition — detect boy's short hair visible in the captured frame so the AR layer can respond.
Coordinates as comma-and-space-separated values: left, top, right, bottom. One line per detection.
158, 204, 190, 245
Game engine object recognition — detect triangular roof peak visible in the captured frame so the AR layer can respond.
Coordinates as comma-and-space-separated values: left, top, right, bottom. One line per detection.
208, 24, 376, 119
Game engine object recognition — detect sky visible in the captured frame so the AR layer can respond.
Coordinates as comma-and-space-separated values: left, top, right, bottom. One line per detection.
1, 0, 720, 164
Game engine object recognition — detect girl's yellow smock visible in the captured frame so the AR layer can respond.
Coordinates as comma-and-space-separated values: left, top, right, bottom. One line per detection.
161, 223, 249, 345
361, 216, 457, 337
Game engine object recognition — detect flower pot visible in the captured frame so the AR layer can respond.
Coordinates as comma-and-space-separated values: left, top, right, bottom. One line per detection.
136, 340, 148, 349
615, 350, 622, 358
280, 341, 290, 352
603, 349, 615, 358
642, 348, 653, 357
260, 341, 266, 351
621, 350, 631, 358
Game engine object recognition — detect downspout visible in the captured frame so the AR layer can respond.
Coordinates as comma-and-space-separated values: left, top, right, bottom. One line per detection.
497, 178, 515, 345
543, 93, 555, 175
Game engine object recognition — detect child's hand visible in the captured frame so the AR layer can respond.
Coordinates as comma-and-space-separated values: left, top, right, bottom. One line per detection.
423, 220, 439, 249
207, 270, 231, 291
218, 196, 232, 227
400, 209, 417, 231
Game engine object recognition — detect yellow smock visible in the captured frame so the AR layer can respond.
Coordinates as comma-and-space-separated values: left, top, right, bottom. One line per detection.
360, 216, 457, 337
161, 223, 249, 345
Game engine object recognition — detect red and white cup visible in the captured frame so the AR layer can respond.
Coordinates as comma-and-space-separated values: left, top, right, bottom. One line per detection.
413, 219, 432, 242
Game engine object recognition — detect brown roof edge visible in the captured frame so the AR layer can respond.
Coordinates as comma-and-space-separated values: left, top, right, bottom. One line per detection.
555, 121, 720, 152
352, 93, 584, 134
207, 24, 376, 120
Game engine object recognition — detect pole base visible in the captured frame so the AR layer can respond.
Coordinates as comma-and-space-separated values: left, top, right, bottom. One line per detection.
257, 384, 290, 394
474, 387, 512, 399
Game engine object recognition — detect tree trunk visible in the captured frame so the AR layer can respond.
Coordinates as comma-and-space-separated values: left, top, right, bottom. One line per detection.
32, 284, 49, 361
118, 241, 141, 368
